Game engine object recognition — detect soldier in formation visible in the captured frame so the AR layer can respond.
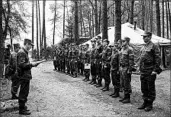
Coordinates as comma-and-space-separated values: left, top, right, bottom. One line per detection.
53, 31, 161, 112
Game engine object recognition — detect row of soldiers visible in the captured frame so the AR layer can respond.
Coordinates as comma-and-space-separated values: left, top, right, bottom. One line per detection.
53, 31, 161, 112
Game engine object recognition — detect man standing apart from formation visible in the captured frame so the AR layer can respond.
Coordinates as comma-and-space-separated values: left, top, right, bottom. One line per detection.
138, 32, 161, 111
119, 37, 134, 103
17, 39, 39, 115
10, 43, 20, 99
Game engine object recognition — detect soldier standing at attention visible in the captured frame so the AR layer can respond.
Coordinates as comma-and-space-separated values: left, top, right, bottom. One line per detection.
101, 39, 112, 92
119, 37, 134, 103
89, 39, 97, 85
17, 39, 39, 115
94, 36, 103, 88
109, 43, 120, 98
9, 43, 20, 99
137, 32, 161, 111
83, 44, 91, 82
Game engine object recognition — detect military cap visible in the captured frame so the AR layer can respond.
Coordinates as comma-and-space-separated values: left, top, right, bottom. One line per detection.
103, 39, 109, 43
122, 37, 130, 42
97, 36, 101, 39
141, 31, 152, 37
24, 38, 34, 46
13, 43, 20, 49
109, 44, 114, 47
91, 39, 96, 42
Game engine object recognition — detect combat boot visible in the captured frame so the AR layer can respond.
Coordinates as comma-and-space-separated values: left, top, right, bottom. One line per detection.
102, 86, 109, 92
144, 101, 153, 112
122, 94, 130, 103
109, 89, 115, 96
111, 89, 119, 98
19, 109, 31, 115
137, 100, 147, 109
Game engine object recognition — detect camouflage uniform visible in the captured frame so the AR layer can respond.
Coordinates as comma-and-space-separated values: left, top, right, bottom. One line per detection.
94, 44, 103, 87
17, 47, 32, 111
83, 48, 91, 81
139, 41, 161, 107
90, 44, 97, 84
110, 48, 120, 97
101, 44, 112, 90
119, 45, 134, 101
70, 46, 78, 77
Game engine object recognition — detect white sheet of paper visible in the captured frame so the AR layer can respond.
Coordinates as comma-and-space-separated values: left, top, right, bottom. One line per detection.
84, 64, 90, 69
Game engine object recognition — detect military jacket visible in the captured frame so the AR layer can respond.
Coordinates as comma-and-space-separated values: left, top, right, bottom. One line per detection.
17, 48, 32, 80
119, 46, 134, 70
139, 41, 161, 74
9, 51, 18, 74
90, 47, 96, 63
95, 44, 103, 60
101, 45, 112, 63
110, 50, 119, 71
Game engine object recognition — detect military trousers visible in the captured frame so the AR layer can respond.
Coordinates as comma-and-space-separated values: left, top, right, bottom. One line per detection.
11, 75, 20, 96
96, 61, 103, 84
18, 79, 30, 109
84, 69, 90, 79
140, 74, 156, 102
111, 70, 120, 90
120, 67, 132, 95
102, 64, 111, 87
90, 62, 96, 82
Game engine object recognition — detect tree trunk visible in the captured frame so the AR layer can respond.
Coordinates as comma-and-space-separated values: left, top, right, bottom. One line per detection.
114, 0, 121, 43
162, 0, 165, 37
42, 0, 46, 49
36, 0, 39, 60
130, 0, 134, 24
92, 9, 94, 37
95, 0, 99, 35
166, 0, 169, 38
168, 0, 171, 39
63, 0, 65, 38
156, 0, 161, 36
53, 0, 57, 45
150, 0, 153, 32
74, 1, 79, 43
38, 0, 42, 55
32, 0, 34, 58
141, 0, 145, 30
98, 1, 102, 33
102, 0, 108, 40
0, 0, 4, 78
88, 12, 92, 38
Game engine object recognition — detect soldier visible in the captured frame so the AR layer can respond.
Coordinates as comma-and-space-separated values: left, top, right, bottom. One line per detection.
83, 44, 91, 81
137, 32, 161, 111
109, 43, 120, 98
89, 39, 97, 85
9, 43, 20, 99
17, 39, 39, 115
119, 37, 134, 103
70, 43, 78, 78
101, 39, 112, 92
4, 44, 11, 65
94, 36, 103, 87
53, 48, 57, 70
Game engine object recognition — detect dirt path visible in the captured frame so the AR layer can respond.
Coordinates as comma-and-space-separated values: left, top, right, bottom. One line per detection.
0, 61, 170, 117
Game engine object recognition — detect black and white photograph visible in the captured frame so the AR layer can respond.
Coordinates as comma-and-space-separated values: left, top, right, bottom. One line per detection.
0, 0, 170, 117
